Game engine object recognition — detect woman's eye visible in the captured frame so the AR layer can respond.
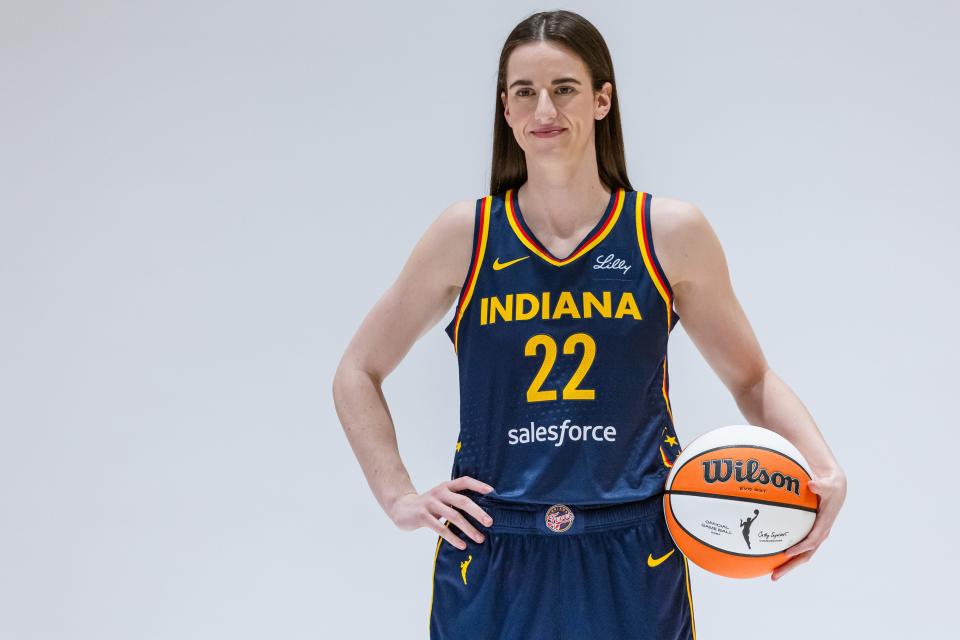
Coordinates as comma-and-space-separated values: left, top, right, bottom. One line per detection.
517, 87, 574, 97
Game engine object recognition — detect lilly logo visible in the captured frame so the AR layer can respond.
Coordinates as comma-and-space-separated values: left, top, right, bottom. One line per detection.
593, 252, 631, 274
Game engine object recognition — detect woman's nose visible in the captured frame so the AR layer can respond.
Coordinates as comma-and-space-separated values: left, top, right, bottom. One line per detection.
535, 88, 557, 118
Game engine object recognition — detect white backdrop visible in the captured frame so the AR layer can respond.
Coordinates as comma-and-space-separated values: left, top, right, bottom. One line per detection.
1, 1, 957, 638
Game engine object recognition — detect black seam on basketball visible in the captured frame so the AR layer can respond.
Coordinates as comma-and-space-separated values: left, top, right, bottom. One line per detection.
669, 443, 813, 486
665, 495, 788, 559
664, 489, 819, 513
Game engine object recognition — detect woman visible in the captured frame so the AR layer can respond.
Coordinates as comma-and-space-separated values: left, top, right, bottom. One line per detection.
332, 10, 846, 639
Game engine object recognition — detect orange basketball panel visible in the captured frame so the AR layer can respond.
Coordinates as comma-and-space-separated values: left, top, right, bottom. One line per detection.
669, 446, 818, 510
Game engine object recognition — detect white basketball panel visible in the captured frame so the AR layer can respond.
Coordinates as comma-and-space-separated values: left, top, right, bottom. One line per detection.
668, 493, 815, 556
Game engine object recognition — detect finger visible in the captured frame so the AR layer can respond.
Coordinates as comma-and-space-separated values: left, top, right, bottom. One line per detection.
806, 480, 824, 509
435, 502, 486, 544
784, 499, 836, 557
427, 517, 467, 550
771, 549, 814, 580
784, 533, 819, 558
444, 490, 494, 527
785, 525, 832, 557
447, 476, 495, 495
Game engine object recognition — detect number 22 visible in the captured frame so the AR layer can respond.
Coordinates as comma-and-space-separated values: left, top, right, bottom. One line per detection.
524, 332, 596, 402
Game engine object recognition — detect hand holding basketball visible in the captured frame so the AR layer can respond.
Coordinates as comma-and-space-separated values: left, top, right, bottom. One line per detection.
663, 424, 822, 578
388, 476, 496, 550
771, 467, 847, 581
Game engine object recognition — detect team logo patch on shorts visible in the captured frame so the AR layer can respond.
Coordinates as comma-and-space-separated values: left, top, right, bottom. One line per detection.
545, 504, 575, 533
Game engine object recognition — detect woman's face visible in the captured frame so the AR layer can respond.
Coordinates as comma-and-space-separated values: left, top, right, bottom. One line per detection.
501, 41, 612, 158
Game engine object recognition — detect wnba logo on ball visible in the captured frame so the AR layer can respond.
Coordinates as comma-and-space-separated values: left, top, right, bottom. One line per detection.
701, 458, 801, 495
545, 504, 575, 533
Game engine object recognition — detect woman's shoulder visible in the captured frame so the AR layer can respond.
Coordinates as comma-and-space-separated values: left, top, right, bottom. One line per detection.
435, 198, 479, 238
648, 192, 707, 231
427, 198, 483, 290
645, 193, 714, 289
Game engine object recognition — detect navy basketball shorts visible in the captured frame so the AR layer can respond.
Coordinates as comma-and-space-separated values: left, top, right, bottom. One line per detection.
428, 492, 697, 640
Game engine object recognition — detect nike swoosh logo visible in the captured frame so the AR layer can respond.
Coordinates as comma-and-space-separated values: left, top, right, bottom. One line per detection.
492, 256, 530, 270
647, 549, 675, 567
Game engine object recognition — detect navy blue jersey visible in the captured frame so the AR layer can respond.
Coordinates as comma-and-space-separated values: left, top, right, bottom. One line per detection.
443, 188, 683, 506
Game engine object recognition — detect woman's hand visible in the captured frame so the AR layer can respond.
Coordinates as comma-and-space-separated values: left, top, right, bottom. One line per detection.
388, 476, 496, 550
771, 467, 847, 580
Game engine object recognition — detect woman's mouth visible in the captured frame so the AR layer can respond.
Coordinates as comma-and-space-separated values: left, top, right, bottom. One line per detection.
531, 128, 566, 138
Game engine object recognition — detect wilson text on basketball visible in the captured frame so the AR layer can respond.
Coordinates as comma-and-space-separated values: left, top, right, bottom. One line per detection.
701, 458, 801, 495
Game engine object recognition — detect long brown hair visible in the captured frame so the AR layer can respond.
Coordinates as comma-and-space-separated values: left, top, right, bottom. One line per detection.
490, 10, 633, 196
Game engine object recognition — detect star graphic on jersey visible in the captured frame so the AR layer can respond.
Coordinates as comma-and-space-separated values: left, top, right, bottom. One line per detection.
455, 440, 462, 453
664, 435, 678, 447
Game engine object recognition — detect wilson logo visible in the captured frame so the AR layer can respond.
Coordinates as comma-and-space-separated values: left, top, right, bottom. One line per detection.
701, 458, 801, 495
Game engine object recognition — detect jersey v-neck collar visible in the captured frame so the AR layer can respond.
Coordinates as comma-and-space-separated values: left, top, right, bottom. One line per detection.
504, 187, 626, 267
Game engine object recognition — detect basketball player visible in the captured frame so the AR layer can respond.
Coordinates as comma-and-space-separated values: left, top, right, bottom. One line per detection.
741, 509, 760, 550
332, 10, 847, 639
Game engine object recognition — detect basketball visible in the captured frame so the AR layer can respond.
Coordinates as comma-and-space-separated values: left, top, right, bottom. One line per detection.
663, 424, 820, 578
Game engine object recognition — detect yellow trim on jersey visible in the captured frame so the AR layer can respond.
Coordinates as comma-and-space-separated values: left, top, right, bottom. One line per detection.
639, 192, 677, 436
428, 521, 453, 631
453, 196, 492, 353
635, 192, 673, 328
504, 188, 626, 266
661, 355, 674, 424
683, 555, 697, 640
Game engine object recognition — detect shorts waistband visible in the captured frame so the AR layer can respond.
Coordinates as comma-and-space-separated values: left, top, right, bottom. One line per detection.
458, 492, 664, 535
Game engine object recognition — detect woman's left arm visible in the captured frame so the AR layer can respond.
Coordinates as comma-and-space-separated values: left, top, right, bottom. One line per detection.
652, 196, 847, 582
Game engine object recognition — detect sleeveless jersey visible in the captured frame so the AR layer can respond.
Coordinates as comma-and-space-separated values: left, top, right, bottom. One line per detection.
443, 188, 683, 506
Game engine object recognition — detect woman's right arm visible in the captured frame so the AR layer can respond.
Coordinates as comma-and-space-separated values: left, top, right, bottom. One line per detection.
332, 199, 494, 550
